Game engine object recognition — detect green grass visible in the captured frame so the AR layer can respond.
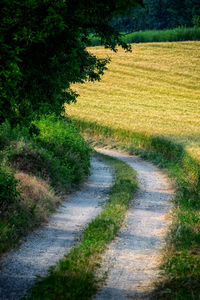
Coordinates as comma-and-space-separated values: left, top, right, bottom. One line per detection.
65, 41, 200, 298
90, 27, 200, 46
0, 115, 90, 255
67, 124, 200, 299
27, 153, 137, 300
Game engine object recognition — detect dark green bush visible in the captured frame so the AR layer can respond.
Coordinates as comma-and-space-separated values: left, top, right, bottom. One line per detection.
0, 115, 91, 192
0, 116, 91, 254
0, 166, 20, 213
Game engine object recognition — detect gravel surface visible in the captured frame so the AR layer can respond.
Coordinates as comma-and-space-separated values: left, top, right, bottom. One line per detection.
94, 148, 175, 300
0, 156, 113, 300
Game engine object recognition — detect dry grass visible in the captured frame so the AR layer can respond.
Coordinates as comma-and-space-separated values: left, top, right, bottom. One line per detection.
15, 172, 60, 222
66, 41, 200, 162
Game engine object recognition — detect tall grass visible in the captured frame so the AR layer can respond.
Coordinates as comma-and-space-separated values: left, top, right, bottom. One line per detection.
90, 27, 200, 46
66, 41, 200, 298
123, 27, 200, 43
0, 115, 91, 255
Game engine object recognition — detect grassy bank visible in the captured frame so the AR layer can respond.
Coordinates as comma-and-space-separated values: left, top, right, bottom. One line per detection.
70, 121, 200, 299
27, 154, 137, 299
90, 27, 200, 46
65, 41, 200, 298
0, 115, 90, 255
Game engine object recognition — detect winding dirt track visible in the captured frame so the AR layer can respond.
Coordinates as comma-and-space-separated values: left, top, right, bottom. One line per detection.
0, 156, 113, 300
94, 148, 174, 300
0, 150, 174, 300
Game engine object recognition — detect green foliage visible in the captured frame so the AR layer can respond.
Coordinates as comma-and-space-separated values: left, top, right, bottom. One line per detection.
0, 0, 142, 126
90, 26, 200, 45
192, 15, 200, 27
1, 115, 91, 191
0, 116, 91, 254
34, 115, 91, 185
27, 155, 138, 300
123, 26, 200, 43
0, 166, 20, 214
112, 0, 200, 32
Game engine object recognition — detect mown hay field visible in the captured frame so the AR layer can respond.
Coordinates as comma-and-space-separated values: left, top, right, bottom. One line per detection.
66, 41, 200, 162
66, 41, 200, 299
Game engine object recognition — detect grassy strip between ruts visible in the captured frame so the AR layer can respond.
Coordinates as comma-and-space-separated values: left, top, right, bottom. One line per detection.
71, 120, 200, 300
26, 153, 137, 300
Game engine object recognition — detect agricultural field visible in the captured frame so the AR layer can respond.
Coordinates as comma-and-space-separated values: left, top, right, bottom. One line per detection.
66, 41, 200, 298
66, 41, 200, 162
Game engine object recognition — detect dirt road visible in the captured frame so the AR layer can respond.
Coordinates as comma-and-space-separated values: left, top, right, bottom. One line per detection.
94, 148, 174, 300
0, 156, 113, 300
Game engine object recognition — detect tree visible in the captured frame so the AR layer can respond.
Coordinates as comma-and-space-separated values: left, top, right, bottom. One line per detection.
112, 0, 200, 32
0, 0, 143, 127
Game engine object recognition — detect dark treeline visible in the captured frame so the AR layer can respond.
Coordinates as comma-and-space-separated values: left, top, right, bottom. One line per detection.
112, 0, 200, 32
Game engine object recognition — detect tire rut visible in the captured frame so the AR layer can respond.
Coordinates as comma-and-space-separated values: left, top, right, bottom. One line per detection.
94, 148, 175, 300
0, 156, 113, 300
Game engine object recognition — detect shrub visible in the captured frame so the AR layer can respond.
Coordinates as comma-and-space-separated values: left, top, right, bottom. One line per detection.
0, 166, 20, 214
1, 115, 91, 192
192, 15, 200, 28
34, 115, 91, 185
0, 116, 91, 254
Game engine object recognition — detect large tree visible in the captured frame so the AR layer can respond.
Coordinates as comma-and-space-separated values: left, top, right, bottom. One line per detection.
0, 0, 143, 126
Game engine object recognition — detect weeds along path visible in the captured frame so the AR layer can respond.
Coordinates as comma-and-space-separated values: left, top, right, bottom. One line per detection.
0, 156, 113, 300
94, 148, 175, 300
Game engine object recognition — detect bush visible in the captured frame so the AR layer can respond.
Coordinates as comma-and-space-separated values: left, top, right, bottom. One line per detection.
34, 115, 91, 185
0, 116, 91, 254
1, 0, 137, 127
1, 115, 91, 191
0, 166, 20, 214
192, 15, 200, 28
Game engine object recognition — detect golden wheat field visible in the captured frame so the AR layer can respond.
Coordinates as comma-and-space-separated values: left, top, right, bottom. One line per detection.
66, 41, 200, 160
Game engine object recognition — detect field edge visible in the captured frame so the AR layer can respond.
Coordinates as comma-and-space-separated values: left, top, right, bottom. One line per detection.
71, 117, 200, 299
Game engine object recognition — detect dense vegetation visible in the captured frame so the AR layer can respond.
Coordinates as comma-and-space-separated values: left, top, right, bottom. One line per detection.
0, 0, 142, 127
0, 115, 90, 254
90, 26, 200, 45
112, 0, 200, 32
0, 0, 143, 253
66, 41, 200, 298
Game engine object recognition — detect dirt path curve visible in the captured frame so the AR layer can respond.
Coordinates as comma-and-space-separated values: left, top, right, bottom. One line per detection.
94, 148, 175, 300
0, 156, 113, 300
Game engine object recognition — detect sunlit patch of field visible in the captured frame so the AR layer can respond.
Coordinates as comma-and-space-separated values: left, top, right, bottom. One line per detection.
66, 41, 200, 161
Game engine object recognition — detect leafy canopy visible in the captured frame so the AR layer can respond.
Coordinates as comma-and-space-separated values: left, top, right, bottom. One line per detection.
0, 0, 142, 126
